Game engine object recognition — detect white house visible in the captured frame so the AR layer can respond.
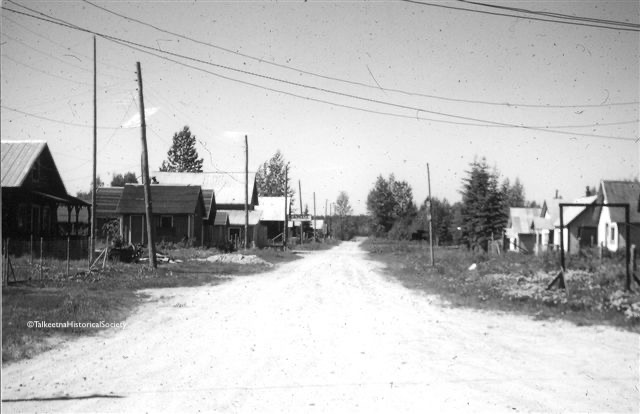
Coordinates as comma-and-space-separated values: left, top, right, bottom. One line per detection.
596, 180, 640, 252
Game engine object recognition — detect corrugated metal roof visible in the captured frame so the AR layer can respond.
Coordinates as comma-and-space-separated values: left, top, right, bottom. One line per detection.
152, 171, 257, 206
602, 180, 640, 223
95, 187, 124, 218
116, 185, 203, 215
553, 195, 597, 227
220, 209, 262, 226
256, 197, 288, 221
1, 141, 47, 187
213, 211, 229, 226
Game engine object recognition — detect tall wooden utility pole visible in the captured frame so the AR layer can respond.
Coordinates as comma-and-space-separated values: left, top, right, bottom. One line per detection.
298, 180, 303, 245
244, 135, 249, 250
427, 163, 434, 266
324, 199, 328, 241
283, 166, 288, 248
90, 36, 97, 264
136, 62, 157, 268
313, 192, 317, 241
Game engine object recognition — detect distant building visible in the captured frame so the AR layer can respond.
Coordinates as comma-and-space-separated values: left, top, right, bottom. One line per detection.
553, 195, 598, 254
152, 171, 261, 247
255, 196, 289, 245
1, 141, 89, 239
505, 207, 542, 253
115, 185, 208, 246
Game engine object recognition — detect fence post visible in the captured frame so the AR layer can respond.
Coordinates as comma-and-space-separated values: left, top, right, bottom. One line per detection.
30, 234, 33, 265
40, 237, 43, 280
66, 237, 70, 278
599, 242, 603, 263
631, 244, 636, 278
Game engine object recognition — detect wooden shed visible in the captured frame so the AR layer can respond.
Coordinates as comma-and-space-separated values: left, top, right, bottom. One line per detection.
115, 185, 207, 246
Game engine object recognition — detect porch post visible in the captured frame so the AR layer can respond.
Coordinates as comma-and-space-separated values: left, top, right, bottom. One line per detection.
67, 205, 72, 236
74, 206, 80, 235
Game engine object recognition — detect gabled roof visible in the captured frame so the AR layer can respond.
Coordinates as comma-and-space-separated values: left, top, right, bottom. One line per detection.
95, 187, 124, 218
553, 195, 597, 227
213, 211, 229, 226
151, 171, 258, 207
116, 185, 204, 215
221, 209, 262, 226
601, 180, 640, 223
541, 198, 562, 223
1, 141, 65, 191
256, 197, 289, 221
506, 207, 542, 236
201, 189, 216, 221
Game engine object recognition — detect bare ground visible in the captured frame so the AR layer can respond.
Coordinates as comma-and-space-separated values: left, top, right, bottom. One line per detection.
2, 240, 638, 413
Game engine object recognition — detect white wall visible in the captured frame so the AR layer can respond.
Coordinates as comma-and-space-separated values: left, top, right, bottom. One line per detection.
598, 206, 618, 252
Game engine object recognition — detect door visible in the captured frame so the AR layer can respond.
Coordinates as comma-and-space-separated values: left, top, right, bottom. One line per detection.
130, 215, 146, 245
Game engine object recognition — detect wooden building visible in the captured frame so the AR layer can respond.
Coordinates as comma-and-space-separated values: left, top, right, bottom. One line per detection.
256, 196, 288, 245
1, 141, 89, 240
152, 171, 261, 247
115, 185, 208, 246
596, 180, 640, 252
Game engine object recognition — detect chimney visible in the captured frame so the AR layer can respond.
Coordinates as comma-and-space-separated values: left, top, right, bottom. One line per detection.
586, 186, 591, 197
555, 189, 559, 199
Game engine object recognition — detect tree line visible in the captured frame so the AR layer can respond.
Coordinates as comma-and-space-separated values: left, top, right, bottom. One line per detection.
367, 157, 539, 251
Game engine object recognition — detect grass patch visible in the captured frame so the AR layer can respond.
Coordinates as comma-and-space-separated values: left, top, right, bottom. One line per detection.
363, 238, 640, 332
2, 247, 301, 364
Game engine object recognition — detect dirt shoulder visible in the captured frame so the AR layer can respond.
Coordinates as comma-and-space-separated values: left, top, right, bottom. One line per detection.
2, 241, 638, 413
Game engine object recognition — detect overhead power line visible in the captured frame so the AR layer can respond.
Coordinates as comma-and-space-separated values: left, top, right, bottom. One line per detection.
108, 36, 638, 142
400, 0, 640, 32
1, 105, 131, 130
79, 0, 638, 109
2, 5, 637, 142
457, 0, 640, 29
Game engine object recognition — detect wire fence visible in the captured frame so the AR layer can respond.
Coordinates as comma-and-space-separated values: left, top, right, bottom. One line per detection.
2, 236, 90, 284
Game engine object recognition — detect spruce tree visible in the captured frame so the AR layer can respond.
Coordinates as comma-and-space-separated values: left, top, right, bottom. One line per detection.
460, 158, 507, 252
159, 126, 203, 172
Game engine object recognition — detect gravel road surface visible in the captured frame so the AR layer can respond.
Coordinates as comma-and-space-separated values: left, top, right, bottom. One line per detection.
2, 241, 638, 413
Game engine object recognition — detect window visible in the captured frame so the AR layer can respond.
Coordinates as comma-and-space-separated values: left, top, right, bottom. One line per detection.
160, 216, 173, 228
611, 226, 616, 243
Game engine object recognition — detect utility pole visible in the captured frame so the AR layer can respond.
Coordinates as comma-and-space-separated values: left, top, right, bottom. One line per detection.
284, 166, 288, 248
244, 134, 249, 250
330, 203, 334, 239
136, 62, 157, 269
298, 180, 303, 245
427, 163, 434, 266
324, 199, 328, 241
313, 192, 317, 241
90, 36, 97, 265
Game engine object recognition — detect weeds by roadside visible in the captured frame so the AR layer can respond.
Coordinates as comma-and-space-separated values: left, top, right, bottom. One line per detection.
363, 239, 640, 332
2, 248, 301, 364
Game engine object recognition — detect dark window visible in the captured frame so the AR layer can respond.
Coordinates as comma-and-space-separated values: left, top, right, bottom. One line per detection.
161, 216, 173, 228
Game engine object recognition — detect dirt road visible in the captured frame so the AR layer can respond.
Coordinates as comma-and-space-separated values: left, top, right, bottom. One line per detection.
3, 241, 639, 413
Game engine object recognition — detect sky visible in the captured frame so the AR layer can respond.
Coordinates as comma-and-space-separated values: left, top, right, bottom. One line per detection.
1, 0, 638, 215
